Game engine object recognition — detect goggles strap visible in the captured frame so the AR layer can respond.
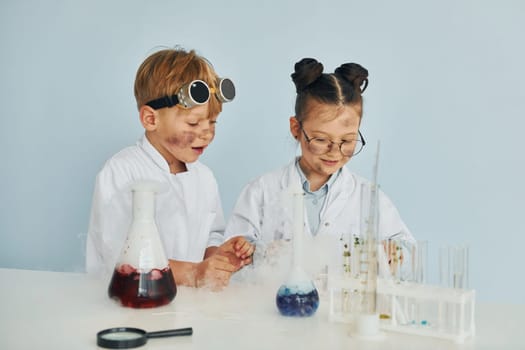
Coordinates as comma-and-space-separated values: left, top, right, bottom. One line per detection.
145, 95, 180, 110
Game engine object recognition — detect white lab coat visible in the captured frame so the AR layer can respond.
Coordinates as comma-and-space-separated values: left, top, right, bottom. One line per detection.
225, 159, 414, 276
86, 135, 225, 276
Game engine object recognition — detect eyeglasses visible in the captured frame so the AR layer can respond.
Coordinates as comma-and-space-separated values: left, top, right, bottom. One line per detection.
299, 122, 366, 157
145, 78, 235, 110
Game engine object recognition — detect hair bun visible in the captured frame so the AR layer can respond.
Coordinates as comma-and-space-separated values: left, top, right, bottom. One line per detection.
291, 58, 324, 93
334, 63, 369, 93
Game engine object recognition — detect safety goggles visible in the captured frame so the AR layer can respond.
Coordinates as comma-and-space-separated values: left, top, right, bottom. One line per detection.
145, 78, 235, 110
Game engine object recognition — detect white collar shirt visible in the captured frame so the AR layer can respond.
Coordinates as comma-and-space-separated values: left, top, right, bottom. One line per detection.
295, 159, 341, 235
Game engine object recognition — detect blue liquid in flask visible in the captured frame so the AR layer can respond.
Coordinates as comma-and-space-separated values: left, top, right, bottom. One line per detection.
276, 280, 319, 317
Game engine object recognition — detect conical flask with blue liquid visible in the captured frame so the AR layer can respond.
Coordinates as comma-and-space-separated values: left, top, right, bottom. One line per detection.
275, 185, 319, 317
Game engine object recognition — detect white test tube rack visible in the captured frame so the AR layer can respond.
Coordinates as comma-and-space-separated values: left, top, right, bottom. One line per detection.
328, 276, 476, 343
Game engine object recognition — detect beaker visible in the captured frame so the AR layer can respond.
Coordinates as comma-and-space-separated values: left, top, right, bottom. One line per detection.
275, 185, 319, 317
108, 181, 177, 308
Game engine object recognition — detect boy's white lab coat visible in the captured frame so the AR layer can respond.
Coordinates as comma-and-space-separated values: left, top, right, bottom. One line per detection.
225, 158, 413, 245
86, 135, 225, 276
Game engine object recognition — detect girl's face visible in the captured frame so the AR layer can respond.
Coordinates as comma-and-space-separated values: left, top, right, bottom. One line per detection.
290, 100, 361, 188
147, 103, 217, 173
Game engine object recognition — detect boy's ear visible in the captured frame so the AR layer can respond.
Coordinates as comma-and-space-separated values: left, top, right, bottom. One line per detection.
139, 105, 158, 131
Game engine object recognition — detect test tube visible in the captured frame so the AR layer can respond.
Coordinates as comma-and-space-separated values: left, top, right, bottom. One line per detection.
405, 240, 428, 326
439, 244, 469, 289
411, 240, 428, 284
438, 244, 470, 333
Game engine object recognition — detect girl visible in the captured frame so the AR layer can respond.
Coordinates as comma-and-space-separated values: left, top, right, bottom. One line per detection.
225, 58, 413, 278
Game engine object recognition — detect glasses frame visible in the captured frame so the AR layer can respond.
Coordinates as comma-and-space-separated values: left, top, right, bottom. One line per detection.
299, 122, 366, 157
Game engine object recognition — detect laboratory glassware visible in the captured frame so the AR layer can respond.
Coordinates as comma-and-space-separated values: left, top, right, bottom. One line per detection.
108, 181, 177, 308
275, 185, 320, 317
351, 141, 381, 336
440, 244, 469, 289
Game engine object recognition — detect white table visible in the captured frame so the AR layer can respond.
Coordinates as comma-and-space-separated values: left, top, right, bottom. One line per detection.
0, 268, 522, 350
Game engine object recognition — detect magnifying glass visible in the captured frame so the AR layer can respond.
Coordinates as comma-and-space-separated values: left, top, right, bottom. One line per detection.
97, 327, 193, 349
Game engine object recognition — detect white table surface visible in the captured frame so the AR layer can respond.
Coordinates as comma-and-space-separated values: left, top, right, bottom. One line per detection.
0, 268, 523, 350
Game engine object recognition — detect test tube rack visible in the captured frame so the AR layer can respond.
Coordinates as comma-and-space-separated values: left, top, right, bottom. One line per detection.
328, 276, 476, 343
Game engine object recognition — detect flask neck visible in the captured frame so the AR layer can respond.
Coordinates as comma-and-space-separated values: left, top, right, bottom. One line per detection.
292, 191, 304, 268
132, 190, 155, 221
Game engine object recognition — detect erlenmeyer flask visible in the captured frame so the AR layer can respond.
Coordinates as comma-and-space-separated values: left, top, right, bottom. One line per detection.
275, 185, 319, 317
108, 181, 177, 308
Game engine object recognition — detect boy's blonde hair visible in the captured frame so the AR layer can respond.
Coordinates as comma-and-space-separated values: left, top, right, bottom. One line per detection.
134, 48, 222, 117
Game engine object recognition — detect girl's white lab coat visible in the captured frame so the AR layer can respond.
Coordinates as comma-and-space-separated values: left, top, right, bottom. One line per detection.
225, 158, 413, 245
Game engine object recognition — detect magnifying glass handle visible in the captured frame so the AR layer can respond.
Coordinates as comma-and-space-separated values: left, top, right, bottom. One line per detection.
147, 327, 193, 338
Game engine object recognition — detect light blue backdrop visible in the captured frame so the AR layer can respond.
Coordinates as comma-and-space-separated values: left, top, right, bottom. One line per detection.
1, 0, 524, 303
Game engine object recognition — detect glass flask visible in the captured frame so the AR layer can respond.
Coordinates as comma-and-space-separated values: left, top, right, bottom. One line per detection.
275, 185, 319, 317
108, 181, 177, 308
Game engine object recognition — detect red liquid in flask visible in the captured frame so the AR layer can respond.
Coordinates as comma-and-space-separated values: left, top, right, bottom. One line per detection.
108, 264, 177, 308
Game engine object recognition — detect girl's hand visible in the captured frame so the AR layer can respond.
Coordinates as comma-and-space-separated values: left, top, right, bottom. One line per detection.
218, 236, 255, 268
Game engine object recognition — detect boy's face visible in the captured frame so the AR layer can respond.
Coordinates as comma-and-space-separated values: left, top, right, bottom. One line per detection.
148, 103, 217, 170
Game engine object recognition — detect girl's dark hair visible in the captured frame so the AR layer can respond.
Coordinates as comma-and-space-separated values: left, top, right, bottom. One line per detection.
291, 58, 368, 121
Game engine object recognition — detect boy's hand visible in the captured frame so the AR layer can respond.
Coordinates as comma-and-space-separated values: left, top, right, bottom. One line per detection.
194, 254, 237, 291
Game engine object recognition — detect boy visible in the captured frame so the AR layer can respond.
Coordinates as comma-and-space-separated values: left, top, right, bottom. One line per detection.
86, 48, 253, 289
